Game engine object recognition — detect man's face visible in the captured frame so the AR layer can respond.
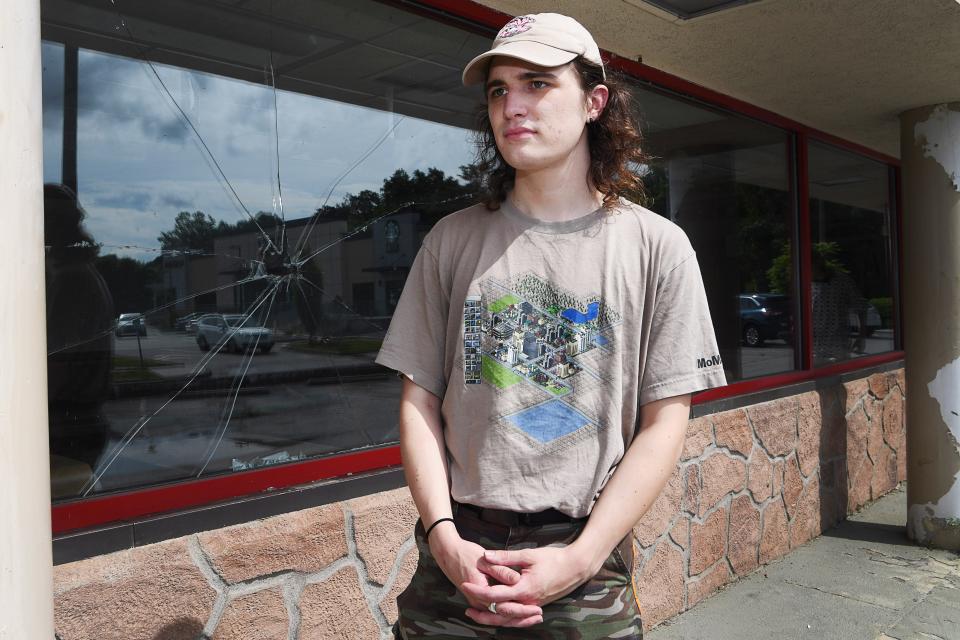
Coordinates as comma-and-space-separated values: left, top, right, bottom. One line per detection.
485, 57, 594, 174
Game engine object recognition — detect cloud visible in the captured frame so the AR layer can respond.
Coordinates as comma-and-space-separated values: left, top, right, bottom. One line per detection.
92, 190, 153, 210
159, 194, 193, 209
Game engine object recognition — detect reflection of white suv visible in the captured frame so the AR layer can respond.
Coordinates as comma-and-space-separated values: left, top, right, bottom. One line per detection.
116, 313, 147, 337
195, 314, 273, 354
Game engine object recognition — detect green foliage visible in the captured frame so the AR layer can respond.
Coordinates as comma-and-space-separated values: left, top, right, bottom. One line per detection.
157, 211, 218, 252
869, 296, 893, 328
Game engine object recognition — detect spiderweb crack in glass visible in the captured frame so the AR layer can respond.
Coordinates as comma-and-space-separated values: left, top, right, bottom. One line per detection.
45, 0, 481, 499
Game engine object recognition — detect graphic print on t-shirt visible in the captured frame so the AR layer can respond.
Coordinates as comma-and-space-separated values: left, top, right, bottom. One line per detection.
461, 272, 621, 446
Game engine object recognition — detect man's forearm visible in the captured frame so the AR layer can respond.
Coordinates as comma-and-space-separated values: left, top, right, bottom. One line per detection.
568, 395, 690, 572
399, 378, 455, 531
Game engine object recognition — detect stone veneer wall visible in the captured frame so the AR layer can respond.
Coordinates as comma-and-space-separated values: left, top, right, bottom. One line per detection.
53, 368, 906, 639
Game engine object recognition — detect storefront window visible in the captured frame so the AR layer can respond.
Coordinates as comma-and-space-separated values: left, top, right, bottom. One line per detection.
808, 141, 897, 366
42, 0, 488, 499
634, 87, 797, 381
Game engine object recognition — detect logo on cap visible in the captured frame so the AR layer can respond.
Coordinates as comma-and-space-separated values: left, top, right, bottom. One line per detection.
497, 15, 535, 39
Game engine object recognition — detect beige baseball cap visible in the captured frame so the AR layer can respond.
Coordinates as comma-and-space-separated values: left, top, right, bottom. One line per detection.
461, 13, 605, 86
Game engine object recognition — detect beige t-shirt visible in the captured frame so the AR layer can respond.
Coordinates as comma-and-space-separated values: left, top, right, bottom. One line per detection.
375, 197, 726, 517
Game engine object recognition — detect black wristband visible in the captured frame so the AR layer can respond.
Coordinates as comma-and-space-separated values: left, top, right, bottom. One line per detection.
425, 517, 455, 539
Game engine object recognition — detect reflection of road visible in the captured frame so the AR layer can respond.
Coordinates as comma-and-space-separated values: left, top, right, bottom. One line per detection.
739, 330, 896, 379
113, 328, 376, 379
93, 375, 400, 493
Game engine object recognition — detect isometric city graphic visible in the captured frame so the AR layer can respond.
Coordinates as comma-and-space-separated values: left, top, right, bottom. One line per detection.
462, 273, 622, 444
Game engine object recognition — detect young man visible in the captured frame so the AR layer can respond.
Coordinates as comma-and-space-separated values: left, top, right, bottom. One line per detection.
375, 13, 726, 639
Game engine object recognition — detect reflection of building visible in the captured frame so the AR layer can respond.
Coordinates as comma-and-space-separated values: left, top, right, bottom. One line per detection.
156, 210, 424, 320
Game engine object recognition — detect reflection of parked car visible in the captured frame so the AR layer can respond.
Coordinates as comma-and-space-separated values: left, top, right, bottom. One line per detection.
739, 294, 790, 347
849, 304, 882, 337
175, 312, 203, 332
115, 313, 147, 337
196, 313, 273, 353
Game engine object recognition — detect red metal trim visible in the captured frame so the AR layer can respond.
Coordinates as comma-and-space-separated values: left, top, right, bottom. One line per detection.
392, 0, 508, 28
797, 134, 814, 370
693, 351, 905, 404
52, 447, 402, 534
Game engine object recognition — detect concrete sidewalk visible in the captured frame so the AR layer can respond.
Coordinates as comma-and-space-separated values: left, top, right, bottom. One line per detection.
648, 484, 960, 640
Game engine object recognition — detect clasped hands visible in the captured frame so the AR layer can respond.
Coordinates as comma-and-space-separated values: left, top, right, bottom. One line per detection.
429, 527, 599, 628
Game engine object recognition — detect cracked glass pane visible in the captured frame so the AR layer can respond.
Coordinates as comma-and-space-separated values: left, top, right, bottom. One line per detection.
42, 0, 490, 500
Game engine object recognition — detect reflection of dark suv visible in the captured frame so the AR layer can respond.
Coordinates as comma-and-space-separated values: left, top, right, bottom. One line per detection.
739, 294, 790, 347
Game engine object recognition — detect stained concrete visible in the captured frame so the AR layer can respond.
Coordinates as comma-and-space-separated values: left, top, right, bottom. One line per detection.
649, 484, 960, 640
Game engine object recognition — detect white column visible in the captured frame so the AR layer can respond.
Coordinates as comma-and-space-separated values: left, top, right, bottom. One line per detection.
0, 0, 56, 637
901, 102, 960, 551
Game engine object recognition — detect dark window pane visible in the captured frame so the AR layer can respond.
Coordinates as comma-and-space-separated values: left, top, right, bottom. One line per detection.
808, 142, 896, 366
635, 86, 797, 381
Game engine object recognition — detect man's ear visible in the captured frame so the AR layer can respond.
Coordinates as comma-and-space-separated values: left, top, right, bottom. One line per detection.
587, 84, 610, 121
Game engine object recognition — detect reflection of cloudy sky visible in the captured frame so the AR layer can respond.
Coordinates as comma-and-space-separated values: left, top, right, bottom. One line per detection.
41, 42, 475, 260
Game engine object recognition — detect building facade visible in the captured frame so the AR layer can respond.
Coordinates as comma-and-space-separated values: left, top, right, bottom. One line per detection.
4, 0, 960, 638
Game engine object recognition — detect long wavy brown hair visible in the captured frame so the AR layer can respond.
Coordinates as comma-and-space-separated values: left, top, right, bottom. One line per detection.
474, 58, 652, 210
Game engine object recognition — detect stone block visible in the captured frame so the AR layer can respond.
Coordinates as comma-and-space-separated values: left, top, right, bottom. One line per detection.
897, 429, 908, 482
669, 516, 690, 550
689, 506, 727, 576
687, 560, 732, 608
796, 392, 822, 478
300, 566, 380, 639
867, 372, 890, 400
635, 466, 684, 546
713, 409, 753, 457
844, 377, 869, 413
54, 539, 215, 640
728, 494, 760, 576
772, 459, 784, 497
759, 498, 789, 565
682, 464, 701, 517
349, 487, 420, 586
747, 397, 798, 457
848, 455, 873, 511
198, 504, 346, 584
782, 453, 803, 520
747, 446, 773, 502
866, 400, 885, 465
789, 475, 821, 549
882, 391, 904, 450
213, 588, 287, 640
682, 416, 714, 461
380, 547, 419, 625
871, 444, 898, 498
699, 453, 747, 516
636, 541, 685, 629
846, 406, 869, 465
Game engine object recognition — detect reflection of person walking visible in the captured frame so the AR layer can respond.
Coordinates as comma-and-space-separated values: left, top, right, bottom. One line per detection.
811, 245, 868, 364
375, 13, 726, 638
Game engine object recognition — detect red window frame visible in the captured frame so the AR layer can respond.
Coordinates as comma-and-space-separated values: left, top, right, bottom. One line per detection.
51, 0, 904, 535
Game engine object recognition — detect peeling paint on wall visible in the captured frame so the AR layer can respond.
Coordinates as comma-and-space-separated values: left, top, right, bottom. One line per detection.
914, 104, 960, 192
909, 356, 960, 540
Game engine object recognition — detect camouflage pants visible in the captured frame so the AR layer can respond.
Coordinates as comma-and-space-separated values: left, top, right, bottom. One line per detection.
391, 506, 643, 639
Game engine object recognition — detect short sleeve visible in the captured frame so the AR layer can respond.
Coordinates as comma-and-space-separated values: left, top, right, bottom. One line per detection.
639, 253, 727, 405
374, 242, 449, 399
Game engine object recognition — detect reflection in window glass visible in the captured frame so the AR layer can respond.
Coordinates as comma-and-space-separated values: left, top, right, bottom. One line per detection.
634, 87, 797, 381
808, 142, 896, 366
42, 0, 489, 499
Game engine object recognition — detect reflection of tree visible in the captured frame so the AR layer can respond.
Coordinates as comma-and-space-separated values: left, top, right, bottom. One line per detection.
315, 166, 478, 230
158, 211, 218, 253
734, 183, 789, 293
94, 254, 160, 314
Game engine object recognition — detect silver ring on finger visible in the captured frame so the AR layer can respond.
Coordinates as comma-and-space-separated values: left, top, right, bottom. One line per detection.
487, 602, 497, 614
